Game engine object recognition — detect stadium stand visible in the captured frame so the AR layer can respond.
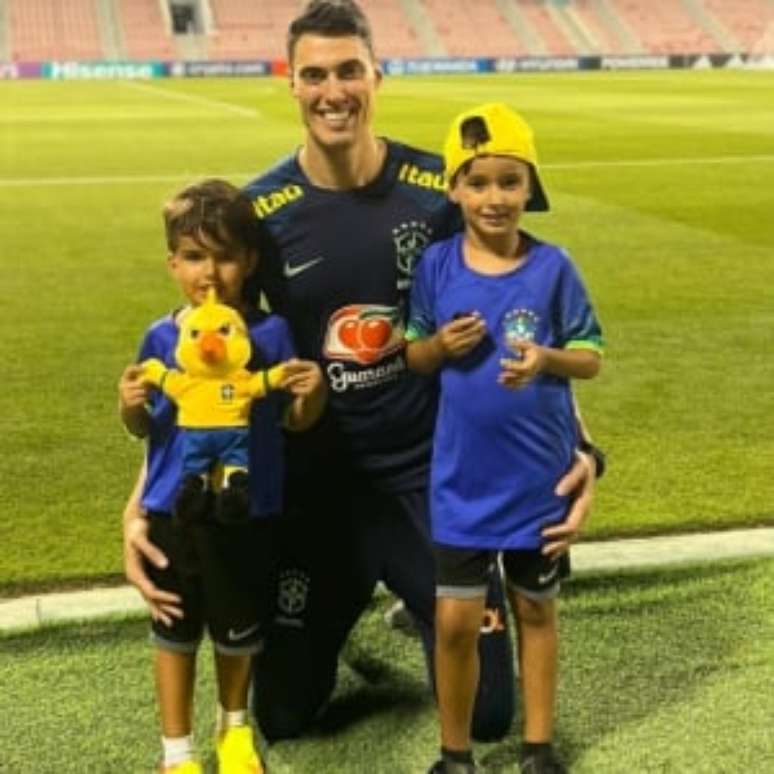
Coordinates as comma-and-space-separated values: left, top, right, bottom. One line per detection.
680, 0, 739, 53
3, 0, 774, 63
418, 0, 530, 57
7, 0, 104, 61
607, 0, 721, 54
494, 0, 547, 56
513, 0, 576, 55
115, 0, 175, 60
545, 1, 600, 55
206, 0, 296, 60
703, 0, 774, 53
593, 0, 645, 53
570, 0, 628, 54
0, 1, 8, 62
359, 0, 424, 58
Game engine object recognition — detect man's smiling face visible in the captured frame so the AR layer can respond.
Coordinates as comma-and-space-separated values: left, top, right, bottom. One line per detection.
290, 33, 382, 152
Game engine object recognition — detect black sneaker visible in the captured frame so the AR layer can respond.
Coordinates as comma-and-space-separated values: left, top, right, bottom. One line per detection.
215, 471, 250, 524
520, 745, 567, 774
427, 760, 478, 774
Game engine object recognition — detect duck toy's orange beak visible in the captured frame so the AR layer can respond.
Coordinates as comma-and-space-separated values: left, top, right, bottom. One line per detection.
199, 331, 226, 364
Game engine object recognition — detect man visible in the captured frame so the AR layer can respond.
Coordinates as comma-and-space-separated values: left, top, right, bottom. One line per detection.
123, 0, 600, 750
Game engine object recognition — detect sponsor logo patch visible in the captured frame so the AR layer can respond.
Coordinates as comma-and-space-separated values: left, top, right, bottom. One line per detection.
324, 304, 404, 366
253, 184, 304, 218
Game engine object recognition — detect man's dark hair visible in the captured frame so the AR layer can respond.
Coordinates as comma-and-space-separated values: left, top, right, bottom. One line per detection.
163, 178, 260, 254
287, 0, 374, 63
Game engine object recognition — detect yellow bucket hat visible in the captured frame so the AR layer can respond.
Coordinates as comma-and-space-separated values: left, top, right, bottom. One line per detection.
443, 102, 549, 212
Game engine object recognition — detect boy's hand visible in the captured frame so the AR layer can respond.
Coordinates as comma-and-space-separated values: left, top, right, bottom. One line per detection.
281, 358, 326, 399
498, 340, 546, 389
438, 313, 487, 359
118, 364, 150, 409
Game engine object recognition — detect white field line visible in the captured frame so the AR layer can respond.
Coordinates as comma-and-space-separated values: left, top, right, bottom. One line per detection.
2, 154, 774, 188
0, 173, 251, 187
122, 80, 261, 118
546, 154, 774, 170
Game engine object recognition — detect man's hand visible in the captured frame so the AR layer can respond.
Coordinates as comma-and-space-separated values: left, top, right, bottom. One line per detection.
123, 468, 182, 626
542, 450, 595, 558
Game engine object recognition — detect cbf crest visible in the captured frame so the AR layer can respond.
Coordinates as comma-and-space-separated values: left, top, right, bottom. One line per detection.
503, 308, 540, 352
392, 220, 432, 290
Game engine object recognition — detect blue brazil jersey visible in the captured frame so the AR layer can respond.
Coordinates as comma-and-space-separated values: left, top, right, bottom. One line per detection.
408, 232, 604, 549
139, 309, 295, 517
244, 140, 462, 491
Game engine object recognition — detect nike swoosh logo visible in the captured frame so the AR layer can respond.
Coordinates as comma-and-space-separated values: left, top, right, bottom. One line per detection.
538, 563, 559, 586
227, 623, 260, 641
283, 256, 323, 278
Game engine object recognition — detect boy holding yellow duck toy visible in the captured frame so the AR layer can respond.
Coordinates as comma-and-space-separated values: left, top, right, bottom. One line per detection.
118, 179, 326, 774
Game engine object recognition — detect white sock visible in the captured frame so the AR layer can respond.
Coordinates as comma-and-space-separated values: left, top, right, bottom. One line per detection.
217, 704, 248, 732
162, 734, 194, 767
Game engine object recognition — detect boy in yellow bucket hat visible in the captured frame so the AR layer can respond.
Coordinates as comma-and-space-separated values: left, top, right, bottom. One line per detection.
406, 104, 604, 774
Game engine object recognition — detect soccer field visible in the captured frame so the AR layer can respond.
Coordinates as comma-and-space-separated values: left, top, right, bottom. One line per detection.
2, 559, 773, 772
1, 69, 773, 589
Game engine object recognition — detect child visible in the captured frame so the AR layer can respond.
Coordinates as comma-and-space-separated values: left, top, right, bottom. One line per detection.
118, 179, 326, 774
405, 104, 604, 774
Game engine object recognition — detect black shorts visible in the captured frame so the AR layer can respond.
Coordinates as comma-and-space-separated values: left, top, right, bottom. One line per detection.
434, 544, 571, 601
146, 512, 277, 655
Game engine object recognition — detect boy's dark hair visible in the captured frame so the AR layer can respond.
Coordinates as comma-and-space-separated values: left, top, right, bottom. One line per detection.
163, 179, 260, 254
287, 0, 374, 63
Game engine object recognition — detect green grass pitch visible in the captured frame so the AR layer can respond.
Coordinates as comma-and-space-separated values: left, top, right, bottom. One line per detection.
1, 69, 773, 589
2, 559, 773, 771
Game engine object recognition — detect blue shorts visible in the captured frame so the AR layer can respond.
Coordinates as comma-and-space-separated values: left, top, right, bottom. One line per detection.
182, 427, 248, 475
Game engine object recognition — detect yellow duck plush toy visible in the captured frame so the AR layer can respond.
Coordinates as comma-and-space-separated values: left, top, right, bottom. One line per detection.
141, 288, 285, 523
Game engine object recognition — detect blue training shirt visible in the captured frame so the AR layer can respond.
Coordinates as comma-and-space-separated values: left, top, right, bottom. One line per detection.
138, 309, 295, 517
407, 232, 604, 550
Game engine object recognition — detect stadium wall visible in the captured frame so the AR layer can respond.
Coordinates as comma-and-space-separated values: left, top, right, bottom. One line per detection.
0, 52, 770, 80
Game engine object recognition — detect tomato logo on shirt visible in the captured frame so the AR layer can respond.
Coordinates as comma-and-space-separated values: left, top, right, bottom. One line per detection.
324, 305, 405, 365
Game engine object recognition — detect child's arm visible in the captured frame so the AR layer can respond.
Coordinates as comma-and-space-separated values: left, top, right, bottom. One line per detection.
118, 364, 152, 438
280, 359, 328, 431
406, 314, 487, 375
498, 341, 600, 389
139, 358, 188, 401
247, 363, 286, 400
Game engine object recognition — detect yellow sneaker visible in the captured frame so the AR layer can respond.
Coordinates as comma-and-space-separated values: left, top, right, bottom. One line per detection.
216, 725, 264, 774
160, 761, 203, 774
